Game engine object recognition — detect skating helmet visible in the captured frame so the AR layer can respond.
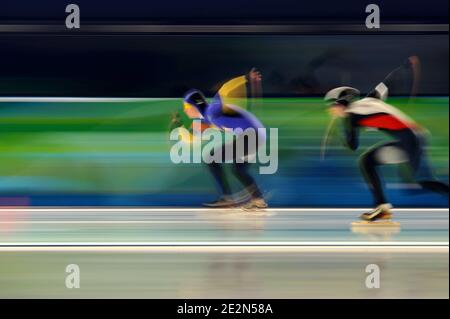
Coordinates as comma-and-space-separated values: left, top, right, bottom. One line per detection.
324, 86, 360, 107
183, 89, 208, 116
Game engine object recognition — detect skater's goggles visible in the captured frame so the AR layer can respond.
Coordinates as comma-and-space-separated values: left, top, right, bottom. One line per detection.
183, 102, 197, 112
326, 99, 349, 108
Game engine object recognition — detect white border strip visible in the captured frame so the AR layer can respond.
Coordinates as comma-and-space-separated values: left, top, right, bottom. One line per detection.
0, 246, 447, 253
0, 241, 448, 247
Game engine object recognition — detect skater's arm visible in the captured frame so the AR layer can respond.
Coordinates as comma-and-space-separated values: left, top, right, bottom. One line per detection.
342, 115, 359, 151
169, 112, 184, 131
217, 69, 262, 114
216, 75, 247, 115
218, 75, 248, 99
174, 122, 214, 144
367, 56, 420, 101
169, 112, 191, 144
169, 112, 213, 143
328, 108, 359, 151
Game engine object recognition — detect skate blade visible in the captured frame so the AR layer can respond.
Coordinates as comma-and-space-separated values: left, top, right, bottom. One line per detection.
241, 207, 275, 216
203, 203, 235, 208
351, 220, 401, 237
352, 220, 401, 227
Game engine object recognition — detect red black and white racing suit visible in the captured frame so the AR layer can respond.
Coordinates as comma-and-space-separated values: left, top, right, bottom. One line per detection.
342, 96, 448, 206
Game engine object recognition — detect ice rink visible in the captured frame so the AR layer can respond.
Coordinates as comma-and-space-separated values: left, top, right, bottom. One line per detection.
0, 208, 448, 298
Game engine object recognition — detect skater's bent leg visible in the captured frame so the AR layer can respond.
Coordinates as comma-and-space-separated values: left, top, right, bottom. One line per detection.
232, 162, 263, 198
207, 162, 231, 196
206, 140, 234, 197
359, 147, 396, 221
359, 150, 388, 206
418, 180, 449, 196
408, 135, 449, 198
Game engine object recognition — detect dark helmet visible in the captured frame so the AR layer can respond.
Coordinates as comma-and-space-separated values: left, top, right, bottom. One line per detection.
324, 86, 360, 106
183, 89, 208, 115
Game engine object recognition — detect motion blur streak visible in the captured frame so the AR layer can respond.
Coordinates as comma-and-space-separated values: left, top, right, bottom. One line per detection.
0, 97, 448, 207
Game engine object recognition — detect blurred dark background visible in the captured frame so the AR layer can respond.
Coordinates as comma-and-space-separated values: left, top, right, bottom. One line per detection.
0, 35, 448, 97
0, 0, 448, 23
0, 0, 448, 97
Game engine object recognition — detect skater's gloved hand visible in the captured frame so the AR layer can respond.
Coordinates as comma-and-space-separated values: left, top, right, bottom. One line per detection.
328, 104, 347, 118
406, 56, 420, 68
247, 68, 262, 83
169, 112, 183, 130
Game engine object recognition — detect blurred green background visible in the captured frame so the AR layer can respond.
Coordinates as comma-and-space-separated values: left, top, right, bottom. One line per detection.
0, 97, 448, 206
